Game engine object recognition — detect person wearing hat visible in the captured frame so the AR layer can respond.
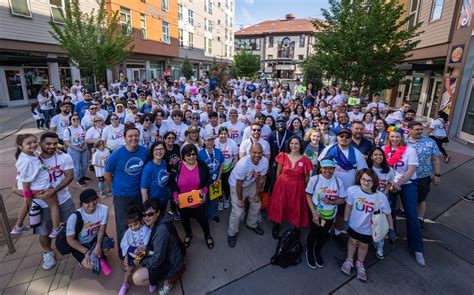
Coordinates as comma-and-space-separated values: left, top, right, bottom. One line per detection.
262, 101, 278, 120
198, 130, 224, 222
125, 103, 142, 124
305, 157, 346, 268
115, 103, 127, 124
247, 99, 257, 117
183, 125, 202, 150
222, 109, 246, 146
66, 188, 114, 271
51, 102, 73, 145
318, 128, 367, 250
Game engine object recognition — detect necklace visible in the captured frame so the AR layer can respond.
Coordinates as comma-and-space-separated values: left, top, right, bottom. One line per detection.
384, 145, 407, 167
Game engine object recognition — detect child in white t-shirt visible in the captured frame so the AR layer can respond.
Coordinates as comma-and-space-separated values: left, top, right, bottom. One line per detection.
15, 134, 61, 238
31, 102, 44, 129
119, 206, 151, 295
92, 140, 111, 198
341, 168, 393, 282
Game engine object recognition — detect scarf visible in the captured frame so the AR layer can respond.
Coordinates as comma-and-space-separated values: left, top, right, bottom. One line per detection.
384, 145, 407, 167
325, 144, 357, 171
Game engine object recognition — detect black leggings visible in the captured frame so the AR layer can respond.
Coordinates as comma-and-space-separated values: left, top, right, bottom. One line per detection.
306, 210, 334, 256
430, 136, 448, 157
36, 119, 44, 128
179, 204, 210, 237
221, 169, 232, 201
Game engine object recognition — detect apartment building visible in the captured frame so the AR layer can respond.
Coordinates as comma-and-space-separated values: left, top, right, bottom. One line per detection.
0, 0, 98, 107
106, 0, 179, 82
392, 0, 474, 143
234, 14, 317, 80
172, 0, 235, 80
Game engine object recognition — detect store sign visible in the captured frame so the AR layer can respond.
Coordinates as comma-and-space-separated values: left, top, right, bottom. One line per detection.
457, 0, 474, 29
275, 65, 294, 70
440, 78, 457, 115
450, 45, 464, 63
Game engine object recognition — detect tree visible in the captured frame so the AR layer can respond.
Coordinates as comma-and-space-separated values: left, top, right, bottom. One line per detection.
301, 55, 323, 89
311, 0, 422, 95
49, 0, 134, 90
181, 57, 194, 80
232, 49, 261, 78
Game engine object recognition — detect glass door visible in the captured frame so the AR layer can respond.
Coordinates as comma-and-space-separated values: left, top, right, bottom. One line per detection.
4, 68, 27, 103
422, 77, 443, 121
459, 79, 474, 142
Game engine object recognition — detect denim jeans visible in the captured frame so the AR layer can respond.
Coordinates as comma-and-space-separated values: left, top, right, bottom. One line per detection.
113, 195, 142, 259
67, 147, 88, 180
389, 182, 424, 253
207, 195, 217, 219
41, 109, 56, 129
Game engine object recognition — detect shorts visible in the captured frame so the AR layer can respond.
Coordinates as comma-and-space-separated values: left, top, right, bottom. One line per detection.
70, 235, 114, 264
34, 198, 76, 236
126, 254, 136, 266
348, 227, 372, 244
97, 176, 105, 182
416, 176, 432, 203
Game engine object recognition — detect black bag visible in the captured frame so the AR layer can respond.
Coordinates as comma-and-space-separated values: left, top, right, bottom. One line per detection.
55, 211, 83, 255
270, 229, 303, 268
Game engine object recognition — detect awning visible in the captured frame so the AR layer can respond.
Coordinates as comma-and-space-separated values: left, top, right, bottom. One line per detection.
397, 63, 445, 71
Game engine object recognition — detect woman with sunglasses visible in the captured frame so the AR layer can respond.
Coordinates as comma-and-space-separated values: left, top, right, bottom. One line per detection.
85, 115, 105, 151
64, 114, 89, 186
138, 113, 155, 148
170, 144, 213, 249
102, 114, 125, 152
183, 125, 202, 151
103, 96, 115, 113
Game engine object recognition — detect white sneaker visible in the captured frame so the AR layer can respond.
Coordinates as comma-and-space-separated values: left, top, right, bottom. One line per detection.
375, 246, 384, 260
415, 252, 426, 266
10, 225, 31, 234
224, 199, 230, 209
48, 226, 63, 239
42, 251, 56, 270
257, 212, 263, 224
159, 283, 173, 295
218, 201, 224, 211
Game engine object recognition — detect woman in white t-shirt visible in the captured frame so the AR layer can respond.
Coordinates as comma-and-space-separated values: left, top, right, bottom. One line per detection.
428, 111, 450, 162
384, 126, 425, 266
102, 114, 125, 152
64, 114, 89, 186
305, 158, 346, 269
215, 126, 239, 211
341, 169, 393, 282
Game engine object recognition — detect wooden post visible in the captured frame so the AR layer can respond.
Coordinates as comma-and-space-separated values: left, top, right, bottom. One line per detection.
0, 194, 15, 254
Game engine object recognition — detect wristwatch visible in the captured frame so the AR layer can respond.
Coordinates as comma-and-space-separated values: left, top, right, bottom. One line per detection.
434, 173, 441, 177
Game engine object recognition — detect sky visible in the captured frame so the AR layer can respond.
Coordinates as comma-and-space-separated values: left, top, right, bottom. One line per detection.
234, 0, 330, 31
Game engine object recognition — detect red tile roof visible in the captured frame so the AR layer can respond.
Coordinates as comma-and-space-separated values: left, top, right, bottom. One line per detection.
235, 17, 319, 36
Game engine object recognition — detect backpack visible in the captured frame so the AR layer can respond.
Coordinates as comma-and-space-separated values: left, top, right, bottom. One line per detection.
164, 222, 186, 258
270, 229, 303, 268
55, 211, 83, 255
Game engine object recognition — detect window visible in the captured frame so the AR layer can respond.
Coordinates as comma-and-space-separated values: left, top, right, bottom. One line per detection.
298, 55, 304, 61
179, 28, 184, 47
431, 0, 444, 21
204, 37, 208, 52
49, 0, 67, 23
9, 0, 31, 17
225, 29, 228, 41
278, 37, 295, 59
408, 0, 420, 28
188, 10, 194, 25
207, 0, 213, 14
225, 15, 228, 26
162, 21, 170, 44
299, 35, 305, 47
208, 19, 213, 32
208, 38, 212, 54
267, 54, 273, 59
120, 8, 132, 35
268, 36, 274, 47
217, 19, 221, 25
140, 14, 147, 39
230, 17, 232, 28
235, 38, 261, 51
217, 36, 221, 42
189, 32, 194, 48
178, 4, 183, 20
204, 18, 208, 31
225, 44, 228, 57
162, 0, 168, 11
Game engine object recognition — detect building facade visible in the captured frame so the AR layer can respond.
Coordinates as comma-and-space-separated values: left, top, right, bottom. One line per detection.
0, 0, 98, 107
234, 14, 317, 80
171, 0, 235, 81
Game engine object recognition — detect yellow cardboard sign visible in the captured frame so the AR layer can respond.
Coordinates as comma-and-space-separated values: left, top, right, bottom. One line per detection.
178, 190, 203, 208
348, 96, 361, 106
209, 183, 222, 200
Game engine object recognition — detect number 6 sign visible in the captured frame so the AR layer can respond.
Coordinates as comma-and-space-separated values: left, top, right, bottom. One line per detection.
178, 189, 203, 208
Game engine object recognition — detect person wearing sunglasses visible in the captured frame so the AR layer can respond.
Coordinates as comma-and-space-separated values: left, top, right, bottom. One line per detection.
102, 114, 125, 152
239, 122, 271, 159
138, 113, 155, 148
318, 128, 367, 251
318, 117, 337, 146
64, 114, 89, 186
81, 103, 105, 130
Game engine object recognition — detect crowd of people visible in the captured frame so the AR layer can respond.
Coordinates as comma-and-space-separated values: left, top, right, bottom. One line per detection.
13, 76, 450, 293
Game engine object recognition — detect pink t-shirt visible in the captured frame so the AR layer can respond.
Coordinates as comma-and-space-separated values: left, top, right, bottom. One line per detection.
174, 163, 208, 208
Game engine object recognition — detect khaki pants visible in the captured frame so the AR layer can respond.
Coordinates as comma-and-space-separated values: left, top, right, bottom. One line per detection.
227, 183, 260, 236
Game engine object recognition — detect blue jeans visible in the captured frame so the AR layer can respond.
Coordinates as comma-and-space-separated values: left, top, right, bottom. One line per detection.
41, 109, 56, 129
389, 182, 424, 253
68, 147, 88, 180
207, 195, 217, 219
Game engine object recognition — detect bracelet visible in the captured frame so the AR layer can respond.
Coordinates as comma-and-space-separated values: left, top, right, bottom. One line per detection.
22, 190, 33, 199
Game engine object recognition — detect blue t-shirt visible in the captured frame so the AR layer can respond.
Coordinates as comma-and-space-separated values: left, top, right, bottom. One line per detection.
105, 145, 149, 196
198, 148, 224, 183
140, 160, 169, 202
74, 101, 91, 120
246, 84, 257, 97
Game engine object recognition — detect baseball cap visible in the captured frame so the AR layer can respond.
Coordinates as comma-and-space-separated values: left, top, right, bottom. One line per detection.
276, 116, 286, 122
80, 189, 99, 204
337, 128, 352, 135
320, 158, 336, 168
202, 130, 214, 140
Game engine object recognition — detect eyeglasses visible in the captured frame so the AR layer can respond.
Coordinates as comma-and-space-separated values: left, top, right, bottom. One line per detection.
192, 117, 200, 120
143, 212, 157, 217
185, 153, 197, 157
360, 178, 374, 184
320, 122, 329, 125
252, 129, 261, 132
94, 120, 102, 123
338, 133, 351, 139
90, 107, 97, 110
154, 147, 165, 152
71, 118, 79, 121
111, 118, 119, 121
144, 118, 151, 122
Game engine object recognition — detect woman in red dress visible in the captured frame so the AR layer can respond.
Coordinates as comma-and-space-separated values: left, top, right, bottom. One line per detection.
268, 135, 312, 239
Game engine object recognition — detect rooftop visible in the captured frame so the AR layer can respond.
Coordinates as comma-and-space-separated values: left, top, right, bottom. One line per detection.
235, 13, 319, 37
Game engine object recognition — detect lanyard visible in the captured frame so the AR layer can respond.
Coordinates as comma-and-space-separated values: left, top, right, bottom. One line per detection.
205, 148, 215, 161
276, 131, 287, 152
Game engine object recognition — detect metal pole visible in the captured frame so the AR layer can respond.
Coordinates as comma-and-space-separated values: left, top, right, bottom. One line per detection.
0, 194, 15, 254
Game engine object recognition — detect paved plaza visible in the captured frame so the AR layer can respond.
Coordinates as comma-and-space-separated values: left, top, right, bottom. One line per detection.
0, 106, 473, 295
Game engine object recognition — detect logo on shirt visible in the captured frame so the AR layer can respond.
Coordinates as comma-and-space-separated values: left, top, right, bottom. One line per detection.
157, 169, 169, 187
124, 157, 144, 175
47, 165, 64, 183
355, 197, 375, 214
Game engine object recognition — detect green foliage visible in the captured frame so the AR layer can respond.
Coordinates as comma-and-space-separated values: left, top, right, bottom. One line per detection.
301, 55, 323, 89
181, 57, 194, 80
232, 49, 261, 78
49, 0, 134, 86
311, 0, 422, 94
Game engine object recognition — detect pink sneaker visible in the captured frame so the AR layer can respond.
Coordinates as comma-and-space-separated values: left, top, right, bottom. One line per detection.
341, 259, 353, 276
149, 284, 157, 293
355, 261, 367, 282
119, 283, 129, 295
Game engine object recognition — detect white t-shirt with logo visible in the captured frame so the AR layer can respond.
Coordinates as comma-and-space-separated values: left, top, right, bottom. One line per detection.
306, 175, 346, 220
92, 149, 110, 177
346, 185, 391, 235
15, 152, 50, 191
389, 146, 418, 184
239, 137, 271, 157
429, 118, 448, 137
215, 138, 239, 173
101, 124, 125, 151
50, 114, 71, 140
63, 126, 85, 147
229, 155, 269, 187
223, 121, 246, 145
166, 121, 187, 143
372, 166, 394, 193
85, 127, 103, 142
66, 204, 108, 244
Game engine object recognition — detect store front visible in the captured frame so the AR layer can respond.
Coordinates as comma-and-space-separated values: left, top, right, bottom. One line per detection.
459, 79, 474, 142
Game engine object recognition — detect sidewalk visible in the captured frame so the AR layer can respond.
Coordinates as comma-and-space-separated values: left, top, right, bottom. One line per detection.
0, 110, 473, 294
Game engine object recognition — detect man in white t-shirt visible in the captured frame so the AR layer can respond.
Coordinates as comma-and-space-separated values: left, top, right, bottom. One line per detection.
222, 109, 246, 145
239, 122, 271, 159
366, 93, 386, 115
35, 132, 75, 270
51, 102, 72, 144
227, 144, 269, 247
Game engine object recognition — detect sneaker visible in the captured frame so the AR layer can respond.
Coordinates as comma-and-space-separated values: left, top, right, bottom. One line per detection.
355, 261, 367, 282
257, 212, 263, 224
415, 252, 426, 266
98, 192, 107, 199
119, 283, 129, 295
444, 155, 451, 163
224, 199, 230, 209
375, 245, 384, 260
10, 225, 30, 234
149, 284, 157, 293
395, 208, 406, 218
159, 283, 173, 295
315, 253, 324, 268
82, 176, 92, 181
340, 259, 353, 276
77, 179, 86, 186
106, 190, 113, 197
48, 226, 63, 239
42, 251, 56, 270
228, 235, 237, 248
89, 164, 95, 172
306, 248, 316, 269
218, 201, 224, 211
173, 211, 181, 221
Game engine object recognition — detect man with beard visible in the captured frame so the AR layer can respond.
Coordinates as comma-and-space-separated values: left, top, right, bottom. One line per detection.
349, 121, 373, 156
267, 116, 294, 191
400, 109, 416, 141
35, 132, 75, 270
51, 102, 72, 145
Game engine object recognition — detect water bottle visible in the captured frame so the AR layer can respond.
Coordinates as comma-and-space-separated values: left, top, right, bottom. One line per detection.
99, 257, 111, 276
29, 202, 42, 229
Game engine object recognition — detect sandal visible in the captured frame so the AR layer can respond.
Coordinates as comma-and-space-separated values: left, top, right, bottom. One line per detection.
206, 236, 214, 249
183, 234, 193, 248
